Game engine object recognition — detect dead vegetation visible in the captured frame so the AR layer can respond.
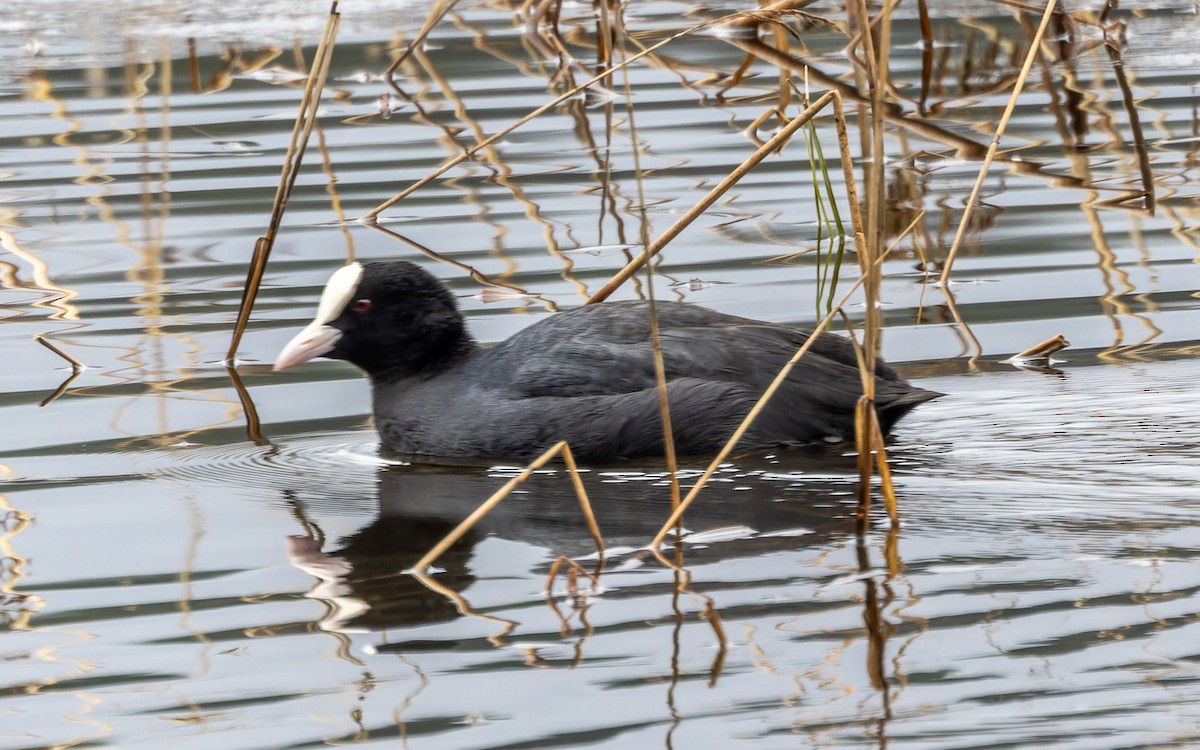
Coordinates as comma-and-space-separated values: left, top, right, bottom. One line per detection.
205, 0, 1184, 674
7, 0, 1180, 692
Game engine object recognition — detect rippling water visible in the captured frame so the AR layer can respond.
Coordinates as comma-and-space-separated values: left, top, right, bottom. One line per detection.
2, 0, 1200, 747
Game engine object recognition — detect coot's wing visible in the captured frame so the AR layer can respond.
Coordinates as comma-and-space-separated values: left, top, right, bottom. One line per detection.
479, 363, 931, 462
487, 300, 906, 398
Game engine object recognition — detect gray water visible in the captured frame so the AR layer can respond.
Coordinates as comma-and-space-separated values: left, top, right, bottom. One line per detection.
2, 1, 1200, 747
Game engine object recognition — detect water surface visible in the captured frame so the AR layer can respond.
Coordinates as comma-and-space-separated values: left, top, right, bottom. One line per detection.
2, 1, 1200, 747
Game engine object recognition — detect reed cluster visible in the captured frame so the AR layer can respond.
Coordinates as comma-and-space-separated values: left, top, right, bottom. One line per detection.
223, 0, 1139, 660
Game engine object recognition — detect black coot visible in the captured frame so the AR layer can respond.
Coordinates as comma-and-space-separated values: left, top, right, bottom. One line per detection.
273, 261, 940, 461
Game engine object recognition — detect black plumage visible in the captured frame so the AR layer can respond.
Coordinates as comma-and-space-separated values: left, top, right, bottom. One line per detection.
274, 261, 941, 462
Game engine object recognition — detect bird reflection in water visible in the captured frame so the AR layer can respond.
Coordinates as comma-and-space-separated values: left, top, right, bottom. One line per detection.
283, 452, 872, 643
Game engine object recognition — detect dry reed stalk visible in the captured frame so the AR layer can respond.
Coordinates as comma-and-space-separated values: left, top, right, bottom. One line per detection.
725, 37, 1075, 189
293, 33, 355, 263
411, 570, 518, 645
593, 0, 625, 252
1103, 41, 1155, 214
36, 371, 80, 409
313, 121, 355, 262
382, 0, 461, 95
360, 11, 764, 223
856, 539, 892, 697
34, 334, 82, 371
604, 22, 719, 623
837, 311, 900, 529
724, 0, 822, 26
941, 286, 985, 365
545, 556, 601, 635
916, 0, 933, 115
634, 201, 682, 493
650, 207, 924, 550
33, 334, 83, 407
594, 0, 614, 72
845, 0, 891, 518
771, 11, 793, 113
853, 396, 873, 528
869, 409, 898, 523
647, 252, 895, 558
937, 0, 1059, 287
586, 91, 836, 304
545, 555, 599, 599
830, 94, 869, 272
408, 441, 603, 572
1012, 334, 1070, 361
659, 533, 730, 650
363, 223, 558, 311
226, 365, 268, 445
605, 14, 682, 508
551, 5, 711, 643
884, 522, 902, 577
226, 1, 341, 362
186, 38, 201, 93
404, 48, 588, 284
843, 0, 904, 53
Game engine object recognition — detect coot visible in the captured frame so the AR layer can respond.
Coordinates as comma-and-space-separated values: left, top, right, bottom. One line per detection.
273, 261, 940, 461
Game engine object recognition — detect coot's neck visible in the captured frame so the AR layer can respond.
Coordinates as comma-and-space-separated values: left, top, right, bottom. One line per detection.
367, 328, 477, 384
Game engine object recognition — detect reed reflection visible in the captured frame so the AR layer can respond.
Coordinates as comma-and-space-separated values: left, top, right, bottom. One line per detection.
0, 491, 39, 631
286, 453, 898, 647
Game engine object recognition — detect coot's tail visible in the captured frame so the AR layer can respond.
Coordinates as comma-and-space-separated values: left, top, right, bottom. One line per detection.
876, 384, 943, 435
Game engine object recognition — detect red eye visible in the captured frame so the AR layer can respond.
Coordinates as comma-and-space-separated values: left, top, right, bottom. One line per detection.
351, 299, 372, 313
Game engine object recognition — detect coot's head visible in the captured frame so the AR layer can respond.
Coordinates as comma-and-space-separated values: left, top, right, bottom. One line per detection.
273, 261, 473, 378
